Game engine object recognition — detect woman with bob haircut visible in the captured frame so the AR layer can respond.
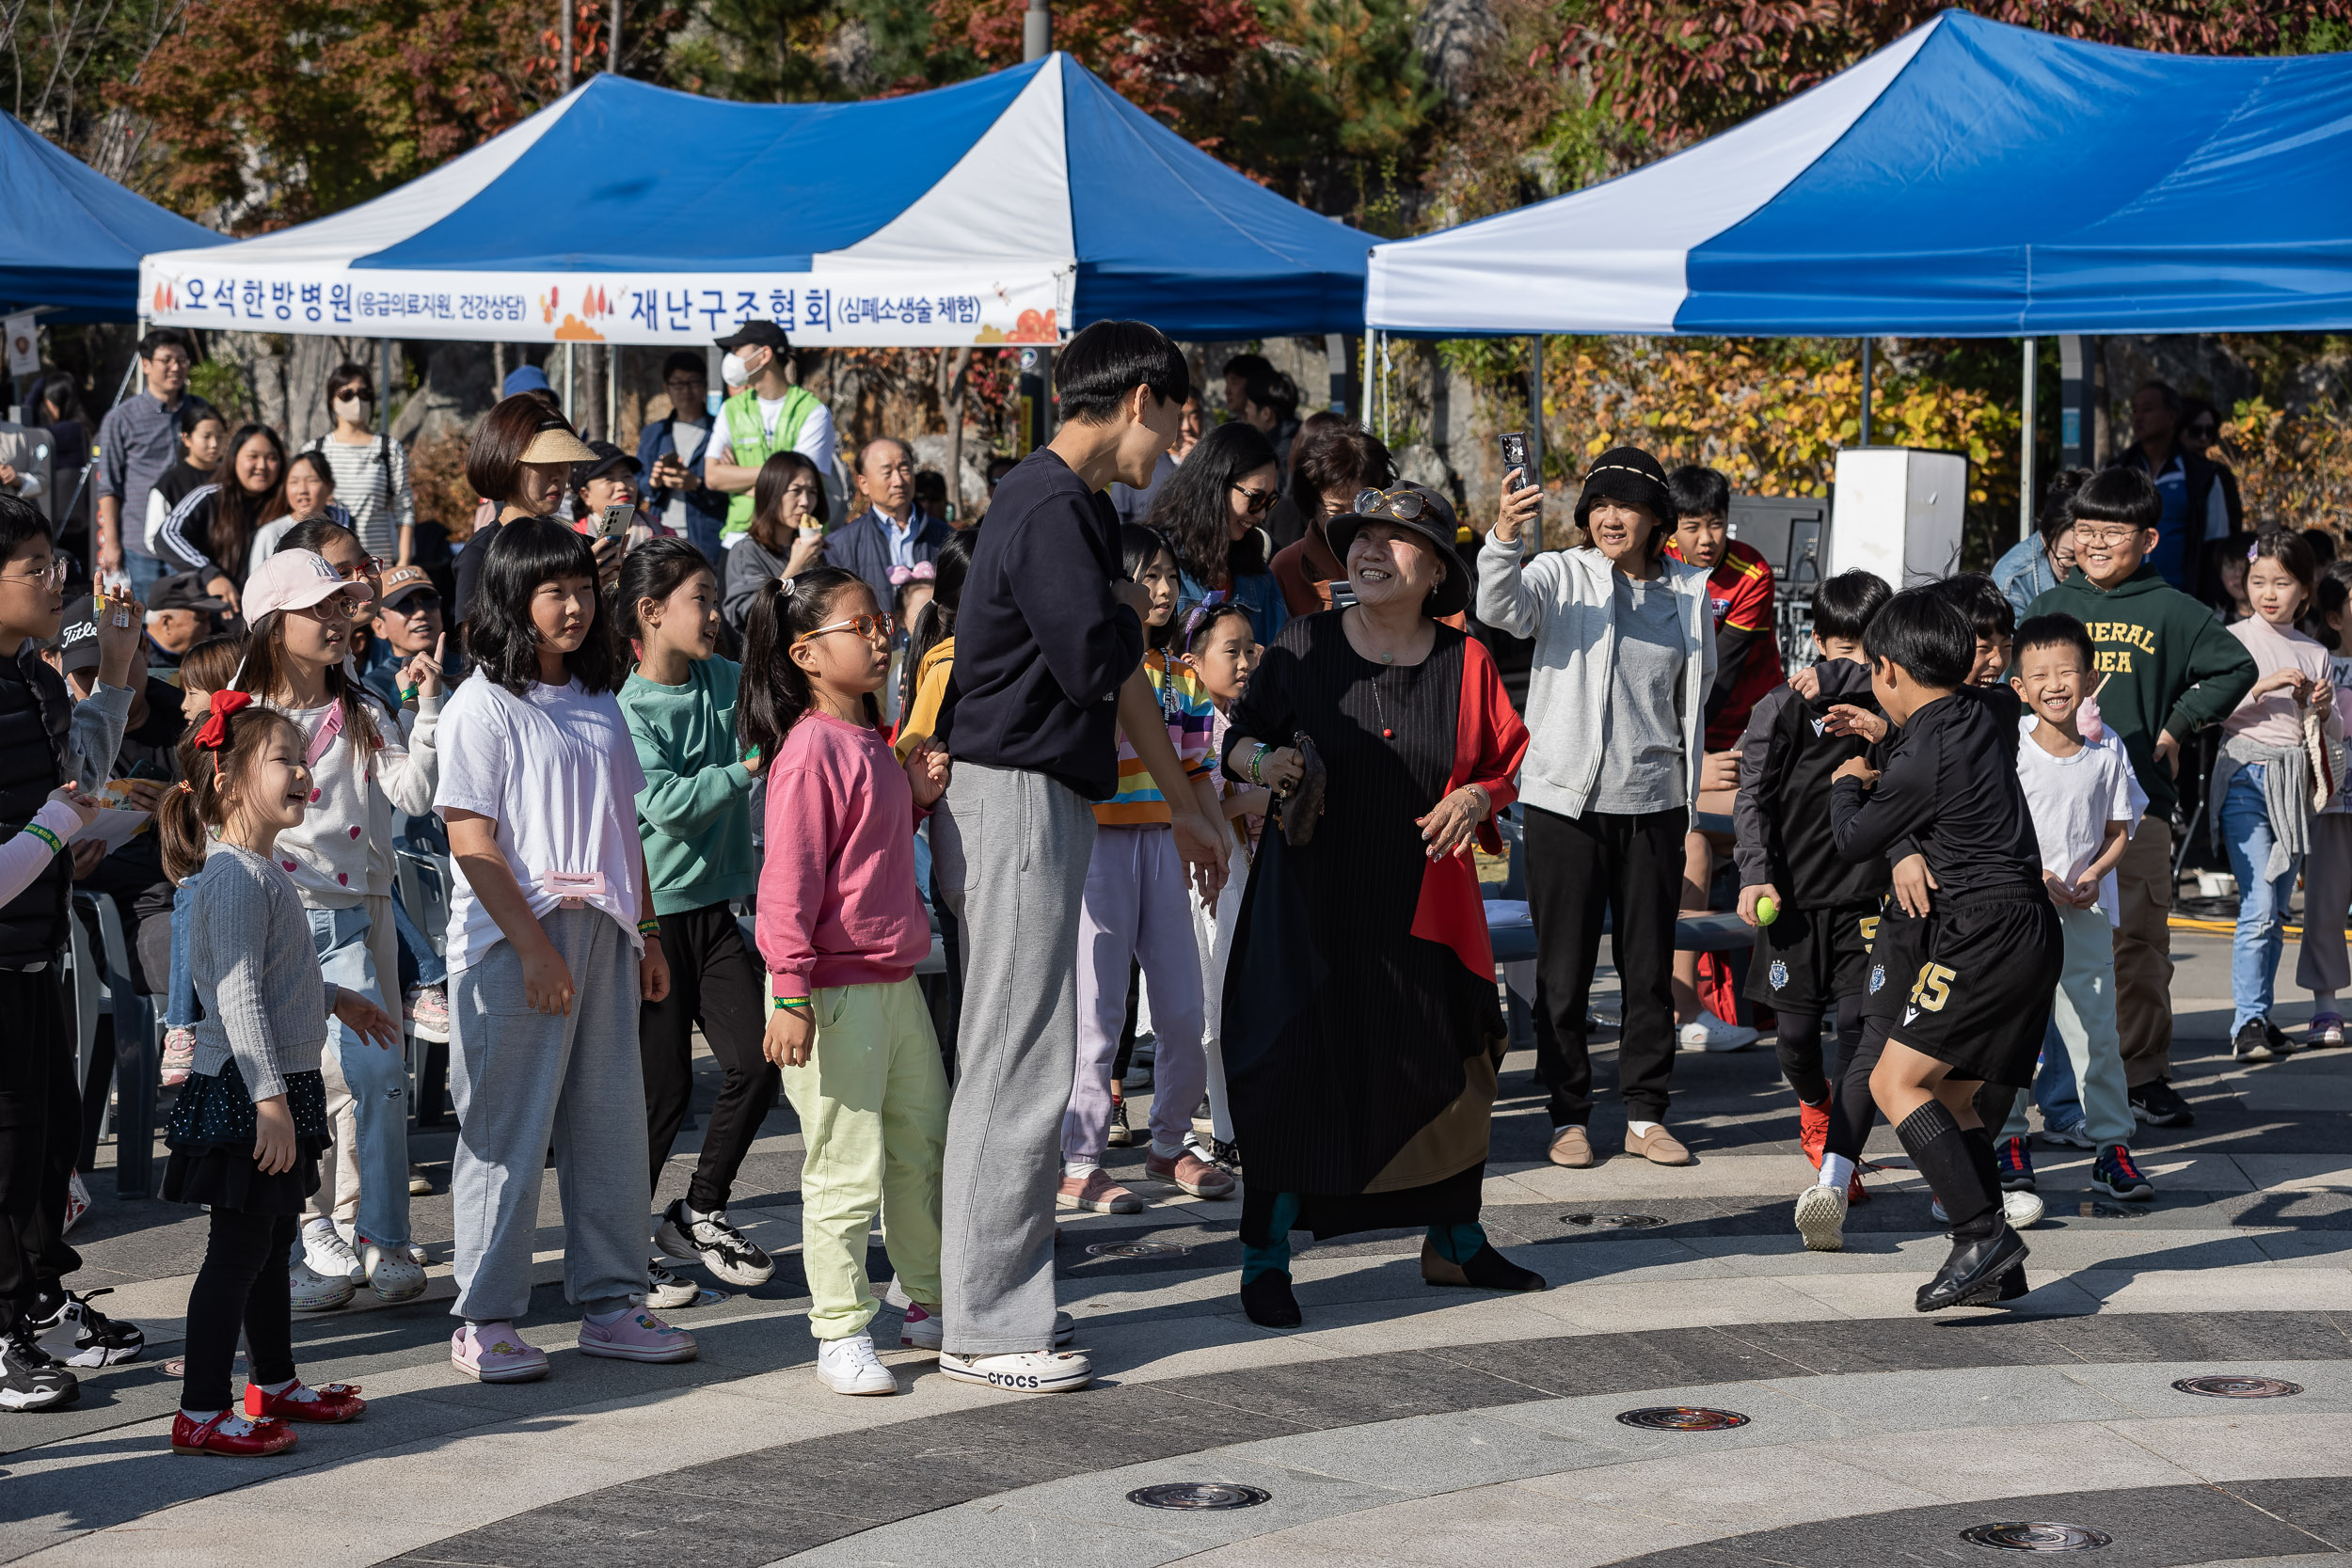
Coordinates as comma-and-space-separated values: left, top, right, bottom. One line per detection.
721, 450, 829, 633
432, 515, 691, 1384
453, 394, 603, 627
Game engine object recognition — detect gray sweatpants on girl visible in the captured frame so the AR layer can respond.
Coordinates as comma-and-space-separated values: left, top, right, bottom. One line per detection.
930, 761, 1095, 1355
448, 907, 652, 1323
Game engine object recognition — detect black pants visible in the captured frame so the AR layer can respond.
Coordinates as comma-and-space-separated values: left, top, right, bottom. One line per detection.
183, 1209, 297, 1414
0, 970, 81, 1337
640, 901, 777, 1213
1825, 1015, 1889, 1164
1525, 803, 1686, 1128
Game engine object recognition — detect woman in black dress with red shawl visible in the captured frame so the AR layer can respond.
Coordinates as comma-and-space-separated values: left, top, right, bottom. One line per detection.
1220, 483, 1542, 1327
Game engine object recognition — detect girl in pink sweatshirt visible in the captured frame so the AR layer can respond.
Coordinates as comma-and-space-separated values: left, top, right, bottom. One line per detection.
740, 565, 950, 1398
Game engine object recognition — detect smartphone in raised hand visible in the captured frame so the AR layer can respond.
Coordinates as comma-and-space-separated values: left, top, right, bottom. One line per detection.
1499, 431, 1529, 490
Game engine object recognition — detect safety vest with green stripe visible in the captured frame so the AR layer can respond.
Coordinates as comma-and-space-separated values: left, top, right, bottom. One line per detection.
721, 386, 822, 536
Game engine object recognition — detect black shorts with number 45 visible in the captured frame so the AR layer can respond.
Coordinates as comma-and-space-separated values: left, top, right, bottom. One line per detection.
1745, 900, 1881, 1016
1868, 889, 2063, 1088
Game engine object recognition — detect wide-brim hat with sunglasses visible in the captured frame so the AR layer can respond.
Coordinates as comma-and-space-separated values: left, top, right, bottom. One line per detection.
1325, 483, 1471, 619
518, 408, 598, 467
244, 548, 372, 623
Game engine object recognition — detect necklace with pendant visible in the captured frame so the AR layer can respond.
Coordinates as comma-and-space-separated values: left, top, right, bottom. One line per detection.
1369, 665, 1395, 740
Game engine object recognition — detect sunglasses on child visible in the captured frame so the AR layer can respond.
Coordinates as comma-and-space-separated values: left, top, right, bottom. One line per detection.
793, 611, 895, 645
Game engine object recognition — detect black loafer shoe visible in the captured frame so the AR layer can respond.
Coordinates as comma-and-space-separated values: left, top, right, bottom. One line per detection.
1240, 1270, 1301, 1328
1997, 1261, 2029, 1302
1916, 1226, 2028, 1312
1422, 1239, 1548, 1292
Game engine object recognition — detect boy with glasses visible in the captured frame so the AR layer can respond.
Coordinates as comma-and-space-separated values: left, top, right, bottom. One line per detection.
2025, 468, 2257, 1128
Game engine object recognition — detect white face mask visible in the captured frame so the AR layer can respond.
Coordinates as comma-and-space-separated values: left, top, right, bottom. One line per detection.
720, 353, 748, 388
333, 395, 368, 420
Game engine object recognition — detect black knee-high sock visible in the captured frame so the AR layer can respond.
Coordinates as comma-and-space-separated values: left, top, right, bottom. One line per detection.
1960, 1124, 2003, 1239
1774, 1010, 1830, 1106
1895, 1100, 1997, 1242
1825, 1021, 1886, 1164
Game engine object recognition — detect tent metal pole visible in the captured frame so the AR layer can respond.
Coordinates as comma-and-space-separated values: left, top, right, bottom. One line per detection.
1023, 0, 1050, 60
564, 341, 577, 422
1527, 336, 1544, 554
560, 0, 573, 92
607, 345, 621, 446
2019, 336, 2038, 543
1858, 337, 1872, 447
1325, 333, 1346, 414
608, 0, 620, 69
378, 337, 392, 452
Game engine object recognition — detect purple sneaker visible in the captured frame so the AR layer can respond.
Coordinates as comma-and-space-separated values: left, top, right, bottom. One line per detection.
579, 1308, 697, 1364
451, 1322, 548, 1383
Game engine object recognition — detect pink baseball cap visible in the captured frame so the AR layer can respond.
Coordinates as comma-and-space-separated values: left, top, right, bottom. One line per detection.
244, 548, 373, 622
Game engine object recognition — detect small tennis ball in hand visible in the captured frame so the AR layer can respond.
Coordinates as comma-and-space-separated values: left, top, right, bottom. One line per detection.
1755, 895, 1778, 926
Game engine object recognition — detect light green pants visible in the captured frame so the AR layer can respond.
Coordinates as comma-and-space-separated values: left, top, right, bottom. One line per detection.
2003, 902, 2136, 1151
778, 977, 949, 1340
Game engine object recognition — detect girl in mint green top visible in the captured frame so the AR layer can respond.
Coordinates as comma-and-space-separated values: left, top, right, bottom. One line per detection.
617, 539, 780, 1295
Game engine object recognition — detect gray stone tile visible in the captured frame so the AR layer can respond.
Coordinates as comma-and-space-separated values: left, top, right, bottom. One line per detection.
1215, 1407, 1622, 1493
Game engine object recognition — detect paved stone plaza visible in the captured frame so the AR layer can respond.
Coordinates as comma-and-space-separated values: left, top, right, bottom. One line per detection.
4, 928, 2348, 1567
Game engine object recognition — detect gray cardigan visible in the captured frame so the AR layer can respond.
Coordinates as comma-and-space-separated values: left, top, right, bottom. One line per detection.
1475, 536, 1714, 819
187, 845, 339, 1101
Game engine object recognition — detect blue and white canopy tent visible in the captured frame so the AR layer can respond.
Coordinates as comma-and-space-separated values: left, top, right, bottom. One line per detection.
1, 112, 223, 322
1366, 8, 2352, 338
140, 56, 1375, 347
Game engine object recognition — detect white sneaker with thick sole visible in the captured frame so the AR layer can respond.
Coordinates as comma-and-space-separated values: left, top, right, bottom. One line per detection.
359, 1237, 428, 1303
653, 1199, 774, 1288
2004, 1189, 2046, 1228
899, 1300, 1073, 1350
303, 1218, 363, 1283
815, 1332, 898, 1396
1677, 1010, 1759, 1053
289, 1259, 356, 1312
1793, 1184, 1847, 1252
644, 1259, 700, 1309
937, 1348, 1092, 1394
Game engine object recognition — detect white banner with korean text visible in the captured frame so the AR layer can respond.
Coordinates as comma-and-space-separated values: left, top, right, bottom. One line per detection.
136, 260, 1073, 347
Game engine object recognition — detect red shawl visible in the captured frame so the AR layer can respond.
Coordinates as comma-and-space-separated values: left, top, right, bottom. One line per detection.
1409, 635, 1529, 980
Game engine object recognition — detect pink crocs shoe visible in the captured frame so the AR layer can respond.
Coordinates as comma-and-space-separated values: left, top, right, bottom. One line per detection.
578, 1308, 697, 1364
450, 1322, 548, 1384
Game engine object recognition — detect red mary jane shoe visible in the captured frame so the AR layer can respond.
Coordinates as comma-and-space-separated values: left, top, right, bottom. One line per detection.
171, 1408, 298, 1457
245, 1379, 366, 1423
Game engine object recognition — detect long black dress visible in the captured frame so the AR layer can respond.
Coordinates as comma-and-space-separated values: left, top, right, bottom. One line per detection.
1222, 614, 1503, 1245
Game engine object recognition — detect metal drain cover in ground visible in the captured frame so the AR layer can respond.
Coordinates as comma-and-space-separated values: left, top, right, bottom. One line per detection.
1085, 1241, 1193, 1259
2172, 1375, 2303, 1399
1962, 1522, 2111, 1552
1615, 1406, 1749, 1431
1564, 1213, 1667, 1229
2075, 1201, 2147, 1219
1128, 1482, 1271, 1511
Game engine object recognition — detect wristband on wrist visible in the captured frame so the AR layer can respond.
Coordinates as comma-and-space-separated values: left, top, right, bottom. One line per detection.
637, 916, 660, 936
21, 821, 62, 855
771, 994, 811, 1013
400, 686, 421, 704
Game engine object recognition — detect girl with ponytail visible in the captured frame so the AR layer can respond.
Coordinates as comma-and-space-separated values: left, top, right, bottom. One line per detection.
159, 692, 397, 1457
741, 565, 955, 1395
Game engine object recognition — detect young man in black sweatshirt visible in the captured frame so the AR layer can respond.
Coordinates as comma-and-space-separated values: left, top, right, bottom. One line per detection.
929, 321, 1225, 1396
2026, 468, 2257, 1127
1732, 571, 1892, 1250
1831, 587, 2064, 1311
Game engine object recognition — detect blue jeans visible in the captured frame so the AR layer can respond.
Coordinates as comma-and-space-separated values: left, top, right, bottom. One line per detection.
120, 548, 168, 596
2032, 1022, 2083, 1131
310, 901, 411, 1246
164, 885, 197, 1030
2223, 765, 2302, 1034
391, 897, 446, 990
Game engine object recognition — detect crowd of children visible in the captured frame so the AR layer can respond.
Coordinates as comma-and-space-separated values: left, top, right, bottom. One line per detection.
8, 350, 2347, 1434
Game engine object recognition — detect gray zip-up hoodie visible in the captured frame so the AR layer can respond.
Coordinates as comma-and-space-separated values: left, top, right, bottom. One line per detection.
1476, 535, 1714, 818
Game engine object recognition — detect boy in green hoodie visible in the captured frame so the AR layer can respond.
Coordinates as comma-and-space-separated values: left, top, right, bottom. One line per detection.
2025, 467, 2256, 1128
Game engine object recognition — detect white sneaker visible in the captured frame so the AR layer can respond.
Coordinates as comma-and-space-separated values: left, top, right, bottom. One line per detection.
1793, 1184, 1847, 1252
303, 1218, 363, 1283
2037, 1121, 2097, 1150
815, 1332, 898, 1396
938, 1348, 1092, 1394
644, 1259, 700, 1309
898, 1300, 1074, 1350
1677, 1010, 1759, 1053
653, 1199, 775, 1288
358, 1235, 428, 1303
289, 1259, 356, 1312
2004, 1188, 2046, 1228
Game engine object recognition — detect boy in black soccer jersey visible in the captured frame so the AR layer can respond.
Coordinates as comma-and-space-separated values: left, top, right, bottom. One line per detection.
1830, 587, 2064, 1310
1733, 572, 1893, 1241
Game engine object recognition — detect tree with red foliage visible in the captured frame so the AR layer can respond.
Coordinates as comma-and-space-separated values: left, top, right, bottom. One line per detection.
1555, 1, 2352, 150
928, 0, 1268, 130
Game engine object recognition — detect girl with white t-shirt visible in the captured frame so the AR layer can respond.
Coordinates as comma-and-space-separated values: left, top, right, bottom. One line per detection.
433, 516, 693, 1384
235, 544, 437, 1307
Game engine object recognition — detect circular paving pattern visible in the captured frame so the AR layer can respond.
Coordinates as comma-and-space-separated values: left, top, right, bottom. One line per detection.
1126, 1481, 1272, 1511
2171, 1374, 2304, 1399
1084, 1240, 1194, 1259
1614, 1405, 1751, 1431
1960, 1522, 2113, 1552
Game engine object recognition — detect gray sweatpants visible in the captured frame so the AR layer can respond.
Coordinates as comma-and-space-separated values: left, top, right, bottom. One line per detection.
930, 760, 1095, 1354
447, 907, 651, 1323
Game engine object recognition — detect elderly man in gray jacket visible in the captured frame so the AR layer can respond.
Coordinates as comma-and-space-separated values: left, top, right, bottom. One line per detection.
1478, 445, 1716, 1170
